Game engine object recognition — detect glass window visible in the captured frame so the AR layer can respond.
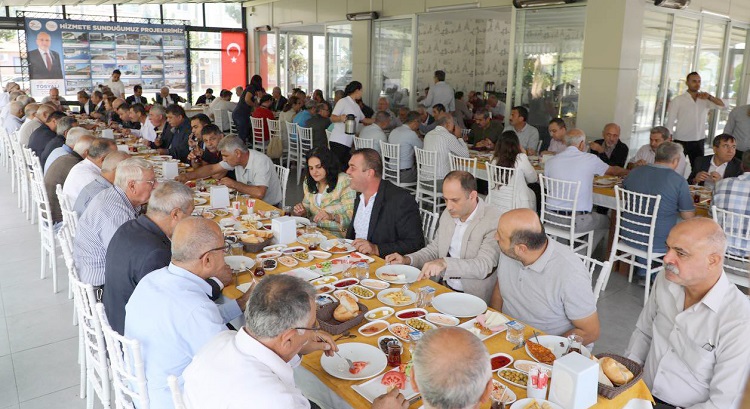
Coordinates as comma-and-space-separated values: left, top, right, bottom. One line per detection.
717, 26, 747, 134
65, 5, 115, 19
9, 6, 63, 16
327, 24, 352, 100
279, 33, 287, 95
205, 3, 242, 28
372, 19, 413, 109
0, 30, 25, 92
190, 32, 221, 49
190, 50, 221, 103
312, 35, 325, 96
163, 4, 203, 26
116, 4, 161, 21
258, 32, 279, 91
286, 34, 309, 93
697, 19, 727, 137
664, 16, 699, 113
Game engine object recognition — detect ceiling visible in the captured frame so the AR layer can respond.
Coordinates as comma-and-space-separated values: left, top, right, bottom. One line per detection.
2, 0, 247, 5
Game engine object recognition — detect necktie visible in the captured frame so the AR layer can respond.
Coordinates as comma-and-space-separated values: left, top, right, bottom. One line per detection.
44, 52, 52, 72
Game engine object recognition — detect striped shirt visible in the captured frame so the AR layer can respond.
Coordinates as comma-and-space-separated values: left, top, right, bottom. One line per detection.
73, 185, 140, 286
423, 126, 469, 180
713, 173, 750, 256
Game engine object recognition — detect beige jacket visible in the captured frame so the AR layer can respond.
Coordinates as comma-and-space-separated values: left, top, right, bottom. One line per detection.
407, 198, 502, 303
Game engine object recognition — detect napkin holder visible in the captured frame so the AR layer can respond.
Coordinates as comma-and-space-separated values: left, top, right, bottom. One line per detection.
116, 144, 129, 152
101, 129, 114, 139
271, 216, 296, 244
162, 161, 179, 180
549, 352, 598, 409
210, 185, 230, 209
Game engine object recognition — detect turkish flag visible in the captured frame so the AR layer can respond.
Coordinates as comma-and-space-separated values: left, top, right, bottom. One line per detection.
221, 32, 247, 90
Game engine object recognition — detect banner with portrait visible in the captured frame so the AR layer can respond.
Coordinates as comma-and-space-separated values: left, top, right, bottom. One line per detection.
24, 17, 186, 100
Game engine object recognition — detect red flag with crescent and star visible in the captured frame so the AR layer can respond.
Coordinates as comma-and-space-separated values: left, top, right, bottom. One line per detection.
221, 31, 247, 89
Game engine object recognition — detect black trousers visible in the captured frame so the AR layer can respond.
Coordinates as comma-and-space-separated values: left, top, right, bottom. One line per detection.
674, 139, 704, 166
330, 141, 352, 171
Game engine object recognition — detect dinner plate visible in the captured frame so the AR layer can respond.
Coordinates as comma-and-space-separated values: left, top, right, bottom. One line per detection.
282, 268, 321, 281
459, 318, 506, 341
374, 265, 420, 284
193, 197, 207, 205
289, 216, 312, 226
320, 239, 356, 253
525, 335, 591, 363
298, 233, 327, 246
263, 244, 287, 252
425, 313, 459, 327
224, 256, 255, 272
377, 288, 417, 307
352, 369, 419, 403
320, 342, 387, 381
431, 293, 487, 318
510, 399, 563, 409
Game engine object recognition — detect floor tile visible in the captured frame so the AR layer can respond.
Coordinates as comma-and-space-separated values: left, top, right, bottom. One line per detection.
1, 275, 71, 317
0, 317, 10, 357
6, 304, 77, 353
18, 385, 86, 409
0, 226, 39, 246
12, 337, 80, 402
0, 355, 19, 407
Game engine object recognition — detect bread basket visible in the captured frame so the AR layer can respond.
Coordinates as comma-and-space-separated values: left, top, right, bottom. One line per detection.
316, 301, 369, 335
240, 236, 274, 253
595, 353, 644, 399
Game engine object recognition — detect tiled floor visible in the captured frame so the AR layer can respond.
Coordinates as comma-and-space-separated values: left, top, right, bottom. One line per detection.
0, 165, 649, 408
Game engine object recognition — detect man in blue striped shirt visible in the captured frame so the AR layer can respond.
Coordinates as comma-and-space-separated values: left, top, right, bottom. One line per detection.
73, 157, 155, 289
713, 151, 750, 257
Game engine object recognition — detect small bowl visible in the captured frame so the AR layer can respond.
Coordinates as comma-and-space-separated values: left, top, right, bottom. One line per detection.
377, 335, 403, 354
365, 306, 395, 321
331, 278, 359, 289
395, 308, 428, 321
425, 312, 460, 327
360, 278, 389, 290
358, 320, 389, 337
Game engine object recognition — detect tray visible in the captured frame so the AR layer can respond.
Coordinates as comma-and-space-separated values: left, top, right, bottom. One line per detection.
316, 301, 369, 335
595, 353, 644, 399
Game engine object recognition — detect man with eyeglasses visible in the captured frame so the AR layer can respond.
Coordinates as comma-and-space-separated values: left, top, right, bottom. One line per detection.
182, 274, 408, 409
688, 134, 742, 189
126, 217, 249, 409
467, 108, 502, 149
63, 137, 117, 205
74, 157, 156, 290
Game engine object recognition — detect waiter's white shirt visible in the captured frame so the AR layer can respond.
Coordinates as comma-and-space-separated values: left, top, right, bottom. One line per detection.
665, 92, 723, 142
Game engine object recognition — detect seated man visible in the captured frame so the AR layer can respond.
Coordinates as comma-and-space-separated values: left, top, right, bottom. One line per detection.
155, 86, 185, 106
41, 116, 78, 172
387, 110, 423, 184
424, 115, 469, 181
543, 118, 567, 154
467, 109, 503, 149
503, 106, 539, 155
125, 217, 247, 409
375, 96, 401, 131
411, 327, 494, 409
182, 274, 408, 409
73, 158, 155, 288
125, 84, 148, 106
176, 135, 283, 206
160, 104, 192, 163
73, 151, 130, 215
209, 89, 238, 131
416, 104, 435, 136
628, 126, 691, 179
187, 124, 224, 168
3, 101, 24, 136
307, 102, 332, 149
293, 99, 315, 127
45, 127, 91, 175
625, 218, 750, 409
346, 148, 424, 256
44, 135, 94, 224
195, 88, 214, 105
490, 208, 600, 345
385, 171, 501, 303
358, 110, 390, 155
63, 138, 117, 205
41, 87, 67, 111
588, 123, 629, 167
28, 110, 65, 157
689, 133, 743, 189
486, 94, 505, 122
713, 151, 750, 259
250, 94, 275, 142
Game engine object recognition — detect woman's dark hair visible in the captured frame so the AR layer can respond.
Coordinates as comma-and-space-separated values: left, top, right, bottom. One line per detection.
493, 131, 522, 168
282, 95, 300, 113
313, 89, 324, 102
305, 147, 341, 194
249, 75, 263, 93
344, 81, 362, 97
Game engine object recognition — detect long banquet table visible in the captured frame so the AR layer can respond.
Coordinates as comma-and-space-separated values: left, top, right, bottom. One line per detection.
212, 198, 654, 409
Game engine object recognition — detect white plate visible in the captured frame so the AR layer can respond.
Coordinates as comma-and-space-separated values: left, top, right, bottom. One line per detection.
376, 336, 402, 354
510, 399, 563, 409
282, 268, 321, 281
310, 276, 338, 286
431, 293, 487, 318
358, 320, 389, 337
290, 252, 314, 263
425, 313, 459, 327
290, 216, 311, 226
374, 265, 420, 284
387, 323, 413, 341
513, 360, 552, 374
219, 217, 237, 227
224, 256, 255, 271
201, 211, 216, 219
195, 191, 211, 197
320, 239, 356, 253
308, 250, 332, 259
236, 282, 254, 293
497, 368, 528, 388
404, 318, 436, 332
360, 279, 390, 290
256, 251, 282, 260
298, 233, 327, 246
263, 244, 287, 252
281, 246, 307, 254
459, 318, 507, 341
491, 380, 517, 405
333, 289, 351, 300
525, 335, 591, 363
308, 258, 355, 276
352, 369, 419, 404
315, 284, 334, 294
332, 278, 360, 289
193, 197, 207, 205
277, 256, 299, 267
394, 308, 428, 321
490, 353, 514, 371
320, 342, 387, 381
366, 307, 395, 321
377, 288, 417, 307
348, 285, 375, 299
333, 252, 375, 264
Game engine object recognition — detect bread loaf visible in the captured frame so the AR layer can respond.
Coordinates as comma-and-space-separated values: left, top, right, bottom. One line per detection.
333, 294, 359, 322
600, 357, 634, 386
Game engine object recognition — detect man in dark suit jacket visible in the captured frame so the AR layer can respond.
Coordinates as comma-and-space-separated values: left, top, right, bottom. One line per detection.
164, 104, 192, 163
155, 87, 185, 106
28, 111, 66, 157
589, 123, 629, 167
28, 32, 63, 80
346, 148, 424, 257
689, 134, 743, 186
270, 86, 287, 111
125, 85, 148, 106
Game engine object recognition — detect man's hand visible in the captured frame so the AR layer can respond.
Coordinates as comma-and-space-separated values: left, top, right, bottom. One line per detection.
694, 171, 710, 183
236, 286, 252, 311
352, 239, 379, 256
292, 203, 306, 217
175, 173, 189, 183
214, 264, 234, 287
384, 253, 409, 265
218, 177, 237, 189
372, 387, 408, 409
313, 210, 332, 223
417, 259, 447, 281
299, 331, 338, 357
589, 141, 603, 153
709, 171, 722, 183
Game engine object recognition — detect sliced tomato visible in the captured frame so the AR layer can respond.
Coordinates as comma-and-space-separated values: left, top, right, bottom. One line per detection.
381, 370, 406, 390
349, 361, 369, 375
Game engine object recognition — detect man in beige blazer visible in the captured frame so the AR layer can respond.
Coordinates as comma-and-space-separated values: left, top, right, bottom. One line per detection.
385, 171, 502, 303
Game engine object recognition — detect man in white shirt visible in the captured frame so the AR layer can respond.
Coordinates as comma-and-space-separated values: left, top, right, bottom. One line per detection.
542, 118, 567, 154
424, 116, 469, 181
375, 97, 400, 131
628, 126, 691, 179
359, 111, 390, 155
665, 72, 725, 164
208, 89, 237, 131
182, 274, 407, 409
386, 172, 501, 303
724, 104, 750, 158
3, 101, 24, 136
486, 94, 506, 122
503, 106, 540, 155
104, 69, 125, 98
387, 111, 423, 184
625, 218, 750, 409
41, 87, 67, 111
63, 138, 117, 204
18, 103, 50, 147
418, 70, 455, 112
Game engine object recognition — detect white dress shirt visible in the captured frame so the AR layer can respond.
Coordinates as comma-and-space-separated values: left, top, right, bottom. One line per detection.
353, 192, 377, 240
63, 158, 101, 205
625, 272, 750, 409
666, 92, 723, 142
330, 96, 364, 147
421, 81, 456, 112
358, 124, 387, 154
630, 144, 691, 179
544, 146, 609, 212
105, 79, 125, 98
704, 156, 728, 190
445, 205, 479, 291
423, 126, 469, 180
183, 330, 309, 409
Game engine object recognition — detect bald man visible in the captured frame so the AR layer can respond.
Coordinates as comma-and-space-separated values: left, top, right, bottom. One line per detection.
490, 209, 600, 345
73, 150, 130, 215
411, 327, 493, 409
625, 218, 750, 409
589, 123, 629, 167
28, 32, 63, 79
18, 103, 54, 147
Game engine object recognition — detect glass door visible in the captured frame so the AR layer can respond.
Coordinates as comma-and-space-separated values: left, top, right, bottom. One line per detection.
718, 25, 748, 134
326, 24, 352, 100
371, 19, 414, 110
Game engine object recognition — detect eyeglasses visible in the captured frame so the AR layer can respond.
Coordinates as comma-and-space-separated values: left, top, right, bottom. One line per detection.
198, 244, 230, 259
294, 320, 321, 333
136, 179, 157, 187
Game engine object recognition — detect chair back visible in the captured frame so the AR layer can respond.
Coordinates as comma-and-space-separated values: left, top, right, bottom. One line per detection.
380, 141, 402, 184
712, 206, 750, 285
227, 114, 237, 135
486, 163, 517, 210
57, 183, 79, 234
167, 375, 187, 409
461, 128, 471, 138
415, 148, 438, 185
274, 164, 290, 207
297, 125, 314, 156
212, 109, 227, 132
267, 119, 281, 140
539, 174, 581, 232
325, 129, 332, 148
419, 209, 439, 244
250, 116, 266, 152
448, 153, 477, 177
95, 303, 150, 409
612, 185, 662, 252
575, 254, 612, 303
353, 136, 374, 150
57, 227, 76, 275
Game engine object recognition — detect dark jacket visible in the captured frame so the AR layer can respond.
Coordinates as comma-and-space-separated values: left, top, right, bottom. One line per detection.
195, 95, 214, 105
155, 93, 183, 106
125, 95, 148, 105
591, 139, 629, 168
270, 96, 287, 112
28, 124, 57, 157
43, 152, 83, 223
28, 49, 63, 79
689, 155, 744, 185
347, 179, 425, 256
167, 118, 192, 163
307, 115, 332, 149
40, 135, 65, 169
104, 215, 171, 335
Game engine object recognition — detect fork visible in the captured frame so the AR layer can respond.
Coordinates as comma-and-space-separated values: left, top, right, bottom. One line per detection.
335, 351, 355, 372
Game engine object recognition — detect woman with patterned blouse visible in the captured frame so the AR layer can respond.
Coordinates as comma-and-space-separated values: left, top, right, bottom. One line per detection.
292, 147, 356, 237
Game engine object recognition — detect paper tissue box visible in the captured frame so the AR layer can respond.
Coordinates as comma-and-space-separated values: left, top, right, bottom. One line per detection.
116, 144, 129, 152
162, 161, 179, 180
101, 129, 114, 139
210, 185, 230, 209
272, 216, 297, 245
549, 352, 598, 409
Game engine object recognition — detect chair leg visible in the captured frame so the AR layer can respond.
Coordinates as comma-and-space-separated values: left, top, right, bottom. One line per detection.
627, 254, 635, 283
86, 368, 94, 408
51, 246, 58, 294
585, 232, 594, 258
40, 243, 46, 279
643, 265, 653, 306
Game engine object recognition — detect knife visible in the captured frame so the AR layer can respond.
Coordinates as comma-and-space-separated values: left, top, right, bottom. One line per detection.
512, 341, 525, 351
